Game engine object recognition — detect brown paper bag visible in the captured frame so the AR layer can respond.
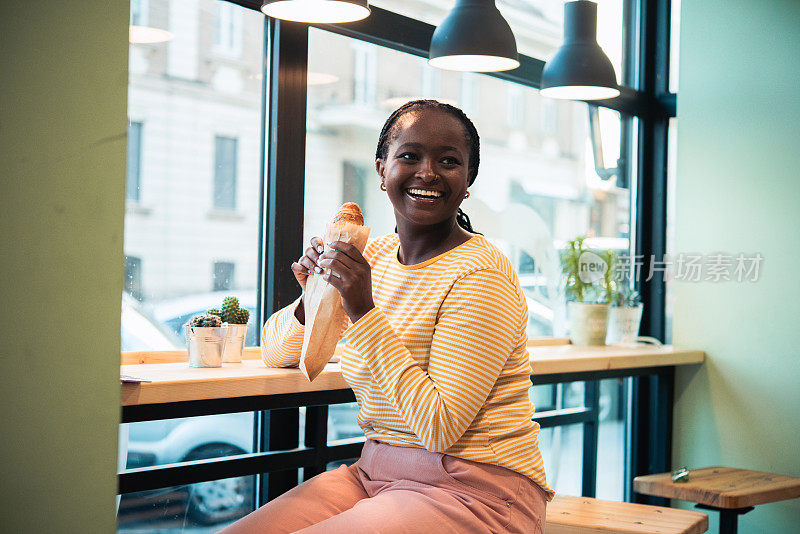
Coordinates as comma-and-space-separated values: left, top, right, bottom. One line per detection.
300, 221, 370, 381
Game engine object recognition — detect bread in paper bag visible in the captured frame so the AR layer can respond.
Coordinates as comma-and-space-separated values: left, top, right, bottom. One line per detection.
300, 203, 370, 381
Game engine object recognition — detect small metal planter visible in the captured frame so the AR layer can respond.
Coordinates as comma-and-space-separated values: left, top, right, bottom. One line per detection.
606, 304, 644, 345
223, 323, 248, 363
185, 325, 228, 368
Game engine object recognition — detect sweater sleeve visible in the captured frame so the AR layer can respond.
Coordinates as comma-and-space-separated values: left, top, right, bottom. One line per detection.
260, 297, 305, 368
346, 268, 523, 452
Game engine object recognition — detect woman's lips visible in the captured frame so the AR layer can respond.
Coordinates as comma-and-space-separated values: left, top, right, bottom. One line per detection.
405, 188, 445, 202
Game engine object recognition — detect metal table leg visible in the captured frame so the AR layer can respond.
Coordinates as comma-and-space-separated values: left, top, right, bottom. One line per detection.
695, 504, 754, 534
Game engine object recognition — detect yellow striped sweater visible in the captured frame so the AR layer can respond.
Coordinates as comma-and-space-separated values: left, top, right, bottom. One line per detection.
261, 233, 554, 500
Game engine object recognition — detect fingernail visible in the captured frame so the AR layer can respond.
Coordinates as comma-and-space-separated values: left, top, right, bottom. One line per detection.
317, 246, 323, 253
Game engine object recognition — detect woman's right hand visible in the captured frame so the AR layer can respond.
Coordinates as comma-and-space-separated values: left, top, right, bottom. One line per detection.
291, 236, 325, 292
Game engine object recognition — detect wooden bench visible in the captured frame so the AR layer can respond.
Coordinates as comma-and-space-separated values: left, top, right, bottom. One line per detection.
546, 495, 709, 533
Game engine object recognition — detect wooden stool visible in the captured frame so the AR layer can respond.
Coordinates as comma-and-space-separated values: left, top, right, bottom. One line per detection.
634, 466, 800, 534
546, 494, 709, 533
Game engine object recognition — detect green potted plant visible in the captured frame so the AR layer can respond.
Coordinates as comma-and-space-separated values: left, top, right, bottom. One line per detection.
185, 314, 226, 367
560, 235, 616, 345
208, 296, 250, 363
606, 285, 643, 345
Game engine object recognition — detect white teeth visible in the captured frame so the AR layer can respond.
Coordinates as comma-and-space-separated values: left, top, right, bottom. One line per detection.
407, 188, 443, 198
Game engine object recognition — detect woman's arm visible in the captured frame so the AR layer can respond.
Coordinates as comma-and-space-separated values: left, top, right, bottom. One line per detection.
346, 268, 524, 452
260, 297, 306, 367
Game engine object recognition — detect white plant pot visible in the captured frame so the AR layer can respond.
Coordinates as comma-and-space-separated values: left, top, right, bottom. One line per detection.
185, 325, 227, 368
606, 304, 644, 346
223, 323, 248, 363
567, 302, 610, 346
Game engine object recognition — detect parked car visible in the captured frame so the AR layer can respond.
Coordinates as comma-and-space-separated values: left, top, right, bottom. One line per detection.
121, 293, 182, 351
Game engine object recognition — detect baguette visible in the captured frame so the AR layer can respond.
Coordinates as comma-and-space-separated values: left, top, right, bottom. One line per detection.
299, 203, 370, 381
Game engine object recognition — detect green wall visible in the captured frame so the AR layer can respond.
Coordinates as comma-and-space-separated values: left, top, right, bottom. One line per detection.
673, 0, 800, 531
0, 1, 128, 532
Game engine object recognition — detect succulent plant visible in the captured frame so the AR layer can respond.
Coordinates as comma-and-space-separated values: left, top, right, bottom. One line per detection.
611, 286, 641, 308
189, 314, 223, 328
207, 308, 222, 317
221, 296, 240, 323
230, 307, 250, 325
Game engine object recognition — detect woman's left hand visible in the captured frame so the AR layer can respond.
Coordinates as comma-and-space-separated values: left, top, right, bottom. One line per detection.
318, 240, 374, 323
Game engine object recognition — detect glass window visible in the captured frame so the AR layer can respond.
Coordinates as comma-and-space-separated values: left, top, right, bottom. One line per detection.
305, 29, 631, 338
595, 378, 627, 500
119, 414, 256, 530
352, 42, 377, 106
669, 0, 680, 93
125, 255, 143, 301
215, 2, 243, 58
214, 135, 238, 210
665, 117, 677, 343
125, 0, 260, 319
126, 121, 143, 202
118, 476, 256, 532
121, 1, 263, 528
130, 0, 147, 26
536, 423, 583, 496
213, 260, 235, 291
342, 161, 370, 207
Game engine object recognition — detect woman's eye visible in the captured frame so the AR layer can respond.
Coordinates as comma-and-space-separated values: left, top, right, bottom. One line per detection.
398, 152, 418, 161
441, 157, 460, 165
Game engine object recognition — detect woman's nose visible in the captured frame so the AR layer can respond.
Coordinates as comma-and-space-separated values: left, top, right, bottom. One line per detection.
415, 160, 439, 181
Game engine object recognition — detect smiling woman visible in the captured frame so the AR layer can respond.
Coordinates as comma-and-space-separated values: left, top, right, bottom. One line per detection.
237, 101, 553, 534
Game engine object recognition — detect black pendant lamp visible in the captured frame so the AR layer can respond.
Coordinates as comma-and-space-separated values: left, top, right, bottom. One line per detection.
540, 0, 619, 100
261, 0, 370, 24
429, 0, 519, 72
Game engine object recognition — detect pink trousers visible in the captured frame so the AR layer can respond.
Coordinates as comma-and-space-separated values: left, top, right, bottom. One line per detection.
219, 439, 546, 533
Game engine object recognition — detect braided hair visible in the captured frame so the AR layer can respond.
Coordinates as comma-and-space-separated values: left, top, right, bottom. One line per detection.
376, 99, 481, 235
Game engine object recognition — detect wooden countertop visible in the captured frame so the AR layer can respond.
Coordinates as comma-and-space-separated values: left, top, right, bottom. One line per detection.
121, 342, 704, 407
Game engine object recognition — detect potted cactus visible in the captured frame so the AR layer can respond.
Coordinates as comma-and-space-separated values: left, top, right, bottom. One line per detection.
208, 296, 250, 363
560, 235, 616, 345
185, 314, 227, 367
606, 285, 643, 346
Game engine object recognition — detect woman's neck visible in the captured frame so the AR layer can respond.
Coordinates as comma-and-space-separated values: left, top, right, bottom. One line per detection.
395, 216, 472, 265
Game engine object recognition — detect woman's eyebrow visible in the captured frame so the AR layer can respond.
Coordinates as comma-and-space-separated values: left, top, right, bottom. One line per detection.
396, 142, 462, 153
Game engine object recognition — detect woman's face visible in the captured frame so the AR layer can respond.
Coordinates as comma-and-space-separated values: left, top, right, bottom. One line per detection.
376, 109, 471, 229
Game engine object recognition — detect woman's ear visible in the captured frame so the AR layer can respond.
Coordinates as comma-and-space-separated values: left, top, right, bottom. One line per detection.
375, 159, 385, 179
